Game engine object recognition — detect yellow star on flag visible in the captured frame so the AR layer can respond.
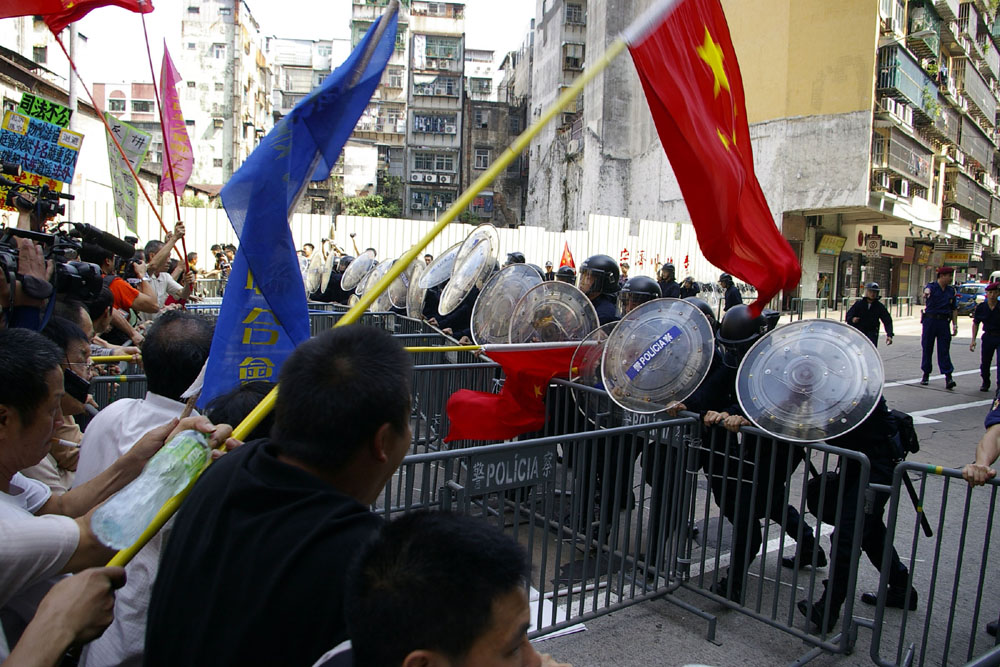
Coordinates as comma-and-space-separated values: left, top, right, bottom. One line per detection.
533, 384, 544, 398
696, 27, 730, 99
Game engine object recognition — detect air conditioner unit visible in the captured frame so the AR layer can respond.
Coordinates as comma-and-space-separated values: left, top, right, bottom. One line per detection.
879, 97, 895, 114
567, 139, 580, 153
961, 97, 969, 111
901, 105, 913, 126
425, 58, 437, 69
874, 172, 891, 189
445, 124, 457, 133
945, 207, 960, 221
979, 221, 991, 234
956, 150, 966, 166
438, 174, 451, 184
424, 173, 437, 183
410, 172, 424, 182
899, 180, 910, 197
411, 202, 424, 210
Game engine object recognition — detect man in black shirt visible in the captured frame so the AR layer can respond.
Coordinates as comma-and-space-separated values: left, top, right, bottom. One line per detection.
657, 263, 681, 298
846, 282, 894, 347
145, 326, 413, 667
720, 273, 743, 311
971, 282, 1000, 392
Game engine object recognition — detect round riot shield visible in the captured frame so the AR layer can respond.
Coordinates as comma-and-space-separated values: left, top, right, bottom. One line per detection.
358, 259, 394, 304
471, 264, 543, 345
736, 319, 884, 443
406, 261, 427, 319
508, 282, 599, 344
569, 322, 620, 427
388, 257, 421, 309
601, 298, 715, 414
418, 242, 462, 289
341, 250, 377, 291
439, 226, 498, 315
313, 250, 332, 294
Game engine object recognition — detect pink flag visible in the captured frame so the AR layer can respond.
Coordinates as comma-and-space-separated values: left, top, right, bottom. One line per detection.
159, 42, 194, 196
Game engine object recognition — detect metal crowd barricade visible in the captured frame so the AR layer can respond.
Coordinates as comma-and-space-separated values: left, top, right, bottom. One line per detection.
90, 375, 148, 410
194, 278, 224, 298
894, 297, 914, 319
409, 362, 503, 454
868, 463, 1000, 667
790, 297, 829, 321
376, 408, 706, 638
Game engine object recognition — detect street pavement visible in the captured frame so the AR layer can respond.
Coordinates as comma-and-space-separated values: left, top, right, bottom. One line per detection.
535, 308, 999, 667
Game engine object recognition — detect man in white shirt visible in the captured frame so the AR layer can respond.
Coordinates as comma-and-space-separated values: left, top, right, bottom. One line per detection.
74, 309, 214, 667
0, 327, 225, 660
138, 224, 194, 322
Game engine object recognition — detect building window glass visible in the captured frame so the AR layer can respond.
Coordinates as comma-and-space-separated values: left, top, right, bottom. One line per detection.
317, 45, 332, 56
187, 6, 199, 13
563, 43, 584, 70
187, 42, 196, 50
32, 46, 47, 64
565, 3, 584, 24
414, 152, 435, 171
108, 98, 126, 112
215, 82, 224, 91
132, 100, 154, 113
212, 43, 226, 58
413, 75, 458, 96
213, 158, 223, 167
470, 78, 491, 94
219, 6, 231, 15
473, 109, 489, 128
386, 67, 403, 88
185, 119, 195, 126
475, 148, 491, 170
412, 113, 457, 134
425, 36, 459, 59
509, 115, 521, 133
435, 154, 454, 172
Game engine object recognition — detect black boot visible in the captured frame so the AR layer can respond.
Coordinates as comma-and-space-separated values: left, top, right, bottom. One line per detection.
982, 380, 991, 392
711, 576, 744, 604
988, 620, 998, 637
920, 373, 929, 386
797, 597, 840, 633
860, 585, 918, 610
781, 544, 828, 569
946, 374, 957, 390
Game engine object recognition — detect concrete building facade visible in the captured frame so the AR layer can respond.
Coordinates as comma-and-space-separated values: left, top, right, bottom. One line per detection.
524, 0, 1000, 306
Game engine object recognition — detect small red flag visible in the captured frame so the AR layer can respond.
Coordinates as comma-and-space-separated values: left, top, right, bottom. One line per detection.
445, 345, 577, 442
559, 241, 576, 269
0, 0, 154, 33
627, 0, 800, 316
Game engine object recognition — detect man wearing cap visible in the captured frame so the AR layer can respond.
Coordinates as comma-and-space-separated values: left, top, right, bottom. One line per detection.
846, 282, 894, 348
543, 261, 555, 281
971, 282, 1000, 392
921, 266, 959, 388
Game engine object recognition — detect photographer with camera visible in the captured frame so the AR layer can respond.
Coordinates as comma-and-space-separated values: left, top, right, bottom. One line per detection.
0, 236, 52, 331
78, 243, 156, 348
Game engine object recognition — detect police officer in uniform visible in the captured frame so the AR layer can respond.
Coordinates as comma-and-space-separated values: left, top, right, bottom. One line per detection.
720, 273, 743, 311
504, 251, 526, 267
846, 282, 894, 347
555, 265, 576, 284
310, 255, 352, 304
578, 254, 621, 326
920, 266, 958, 388
679, 276, 700, 299
657, 263, 681, 298
543, 261, 556, 281
971, 282, 1000, 392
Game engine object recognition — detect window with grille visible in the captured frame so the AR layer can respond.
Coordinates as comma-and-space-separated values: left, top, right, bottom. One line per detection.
426, 36, 459, 59
108, 98, 126, 112
213, 159, 223, 167
132, 100, 154, 113
413, 113, 457, 133
414, 76, 458, 96
474, 109, 489, 128
475, 148, 491, 169
563, 43, 584, 70
565, 3, 584, 24
32, 46, 47, 64
471, 78, 491, 94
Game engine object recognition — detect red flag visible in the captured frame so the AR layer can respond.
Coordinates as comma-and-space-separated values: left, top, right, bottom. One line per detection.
445, 345, 577, 442
0, 0, 155, 33
627, 0, 800, 316
559, 241, 576, 269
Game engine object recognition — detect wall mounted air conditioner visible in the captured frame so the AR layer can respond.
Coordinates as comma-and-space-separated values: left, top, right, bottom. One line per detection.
424, 173, 437, 183
410, 172, 424, 182
945, 207, 960, 221
438, 174, 451, 184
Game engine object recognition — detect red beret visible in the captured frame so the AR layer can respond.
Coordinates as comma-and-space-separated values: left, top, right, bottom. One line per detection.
988, 282, 1000, 292
937, 266, 955, 276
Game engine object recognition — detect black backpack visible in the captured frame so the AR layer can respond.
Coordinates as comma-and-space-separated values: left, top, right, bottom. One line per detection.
890, 408, 920, 457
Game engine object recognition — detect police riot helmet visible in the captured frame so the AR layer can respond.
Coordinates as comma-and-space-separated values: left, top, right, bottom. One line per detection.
505, 251, 526, 266
617, 275, 662, 315
719, 272, 734, 287
579, 254, 620, 296
337, 255, 354, 272
556, 265, 576, 284
660, 263, 675, 279
526, 263, 546, 279
866, 281, 880, 293
684, 296, 718, 333
717, 304, 779, 368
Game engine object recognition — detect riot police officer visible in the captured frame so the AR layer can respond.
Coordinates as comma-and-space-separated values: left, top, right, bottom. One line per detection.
504, 251, 526, 267
617, 275, 661, 315
311, 255, 352, 304
920, 266, 958, 388
578, 254, 621, 326
555, 265, 576, 284
846, 282, 894, 347
719, 273, 743, 311
657, 263, 681, 298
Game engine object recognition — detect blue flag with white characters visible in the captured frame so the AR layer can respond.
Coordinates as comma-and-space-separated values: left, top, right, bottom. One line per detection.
199, 11, 398, 408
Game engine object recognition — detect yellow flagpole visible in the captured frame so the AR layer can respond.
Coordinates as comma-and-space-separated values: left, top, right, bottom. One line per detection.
106, 37, 630, 568
92, 345, 483, 364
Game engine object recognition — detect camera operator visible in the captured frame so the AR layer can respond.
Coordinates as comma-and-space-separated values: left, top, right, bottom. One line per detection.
0, 236, 53, 331
78, 244, 156, 347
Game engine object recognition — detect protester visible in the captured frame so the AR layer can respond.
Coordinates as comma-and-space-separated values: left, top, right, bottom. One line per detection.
139, 223, 194, 320
920, 266, 958, 389
333, 512, 563, 667
423, 253, 433, 265
962, 394, 1000, 488
146, 325, 412, 666
846, 282, 894, 348
970, 282, 1000, 392
73, 310, 215, 667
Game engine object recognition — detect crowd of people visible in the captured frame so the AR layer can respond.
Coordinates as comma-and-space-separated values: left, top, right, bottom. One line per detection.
7, 206, 1000, 664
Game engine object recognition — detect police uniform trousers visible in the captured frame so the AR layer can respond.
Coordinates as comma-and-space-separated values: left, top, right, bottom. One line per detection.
823, 454, 908, 612
920, 317, 954, 375
860, 329, 879, 348
981, 333, 1000, 386
699, 430, 818, 591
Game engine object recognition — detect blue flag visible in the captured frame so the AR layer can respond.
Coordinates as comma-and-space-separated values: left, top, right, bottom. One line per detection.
199, 11, 398, 408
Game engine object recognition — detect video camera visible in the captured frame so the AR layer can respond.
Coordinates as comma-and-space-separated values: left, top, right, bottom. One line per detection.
0, 162, 75, 220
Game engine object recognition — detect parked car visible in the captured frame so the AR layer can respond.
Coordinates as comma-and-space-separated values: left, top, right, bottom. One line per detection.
957, 282, 987, 316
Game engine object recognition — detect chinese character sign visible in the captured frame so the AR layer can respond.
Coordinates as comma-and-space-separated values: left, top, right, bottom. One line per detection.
0, 111, 83, 185
104, 112, 151, 233
17, 93, 72, 127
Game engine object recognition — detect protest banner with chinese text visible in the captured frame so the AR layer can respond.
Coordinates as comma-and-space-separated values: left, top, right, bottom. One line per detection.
104, 112, 151, 233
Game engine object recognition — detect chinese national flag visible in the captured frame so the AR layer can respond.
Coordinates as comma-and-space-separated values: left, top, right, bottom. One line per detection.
559, 241, 576, 269
627, 0, 800, 316
445, 345, 577, 442
0, 0, 154, 33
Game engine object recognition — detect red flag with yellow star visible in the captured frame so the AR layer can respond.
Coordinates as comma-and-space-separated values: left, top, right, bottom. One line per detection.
444, 345, 577, 442
627, 0, 800, 316
559, 241, 576, 269
0, 0, 154, 32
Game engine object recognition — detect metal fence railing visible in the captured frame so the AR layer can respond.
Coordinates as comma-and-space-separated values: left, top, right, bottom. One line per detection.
790, 297, 829, 321
90, 375, 149, 409
868, 462, 1000, 667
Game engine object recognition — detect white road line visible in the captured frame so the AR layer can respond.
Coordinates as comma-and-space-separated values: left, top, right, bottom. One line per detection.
908, 399, 995, 425
885, 367, 996, 388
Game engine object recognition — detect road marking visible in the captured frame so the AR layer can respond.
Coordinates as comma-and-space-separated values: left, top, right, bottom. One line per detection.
908, 399, 994, 425
885, 367, 996, 388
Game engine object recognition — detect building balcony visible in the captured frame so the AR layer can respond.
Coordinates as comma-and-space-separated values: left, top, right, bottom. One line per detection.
960, 115, 993, 168
877, 45, 941, 122
935, 0, 960, 22
945, 169, 993, 217
871, 127, 934, 188
953, 57, 996, 126
907, 5, 940, 61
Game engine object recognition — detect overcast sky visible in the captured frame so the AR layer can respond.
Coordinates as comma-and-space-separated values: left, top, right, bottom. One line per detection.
74, 0, 536, 85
